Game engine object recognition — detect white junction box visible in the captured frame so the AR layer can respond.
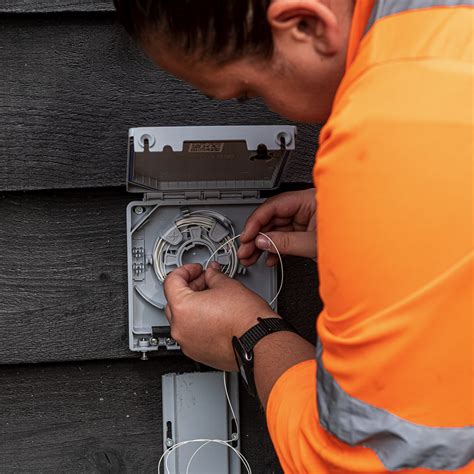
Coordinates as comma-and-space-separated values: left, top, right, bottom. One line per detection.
126, 125, 297, 359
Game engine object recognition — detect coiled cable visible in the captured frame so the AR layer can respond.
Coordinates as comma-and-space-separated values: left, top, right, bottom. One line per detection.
153, 210, 239, 283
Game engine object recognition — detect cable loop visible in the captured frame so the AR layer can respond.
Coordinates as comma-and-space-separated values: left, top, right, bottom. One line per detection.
153, 210, 239, 282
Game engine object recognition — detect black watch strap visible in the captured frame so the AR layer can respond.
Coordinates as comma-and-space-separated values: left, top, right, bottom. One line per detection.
239, 317, 295, 354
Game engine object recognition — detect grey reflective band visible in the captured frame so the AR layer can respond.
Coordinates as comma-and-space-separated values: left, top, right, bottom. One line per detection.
366, 0, 474, 33
316, 342, 474, 470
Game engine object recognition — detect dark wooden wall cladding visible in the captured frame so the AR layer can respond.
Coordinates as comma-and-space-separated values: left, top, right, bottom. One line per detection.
0, 0, 114, 13
0, 15, 320, 192
0, 3, 320, 472
0, 358, 282, 474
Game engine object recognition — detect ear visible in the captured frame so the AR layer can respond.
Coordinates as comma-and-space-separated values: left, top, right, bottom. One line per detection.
267, 0, 342, 56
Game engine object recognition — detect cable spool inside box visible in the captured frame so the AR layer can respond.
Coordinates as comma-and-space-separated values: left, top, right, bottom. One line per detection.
153, 210, 240, 283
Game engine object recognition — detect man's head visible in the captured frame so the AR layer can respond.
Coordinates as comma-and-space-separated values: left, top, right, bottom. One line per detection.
114, 0, 353, 123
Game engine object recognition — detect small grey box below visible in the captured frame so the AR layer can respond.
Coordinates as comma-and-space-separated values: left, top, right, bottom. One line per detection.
162, 372, 240, 474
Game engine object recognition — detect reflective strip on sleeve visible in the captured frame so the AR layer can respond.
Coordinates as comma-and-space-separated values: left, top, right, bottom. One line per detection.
366, 0, 474, 33
316, 343, 474, 470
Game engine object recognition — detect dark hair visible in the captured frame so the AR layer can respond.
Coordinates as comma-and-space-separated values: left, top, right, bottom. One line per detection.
114, 0, 273, 62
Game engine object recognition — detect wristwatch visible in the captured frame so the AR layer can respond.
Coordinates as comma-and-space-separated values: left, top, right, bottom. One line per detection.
232, 317, 296, 397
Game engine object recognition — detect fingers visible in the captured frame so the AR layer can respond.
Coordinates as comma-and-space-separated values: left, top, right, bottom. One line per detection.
238, 224, 294, 265
239, 252, 262, 268
164, 263, 204, 302
265, 253, 280, 267
189, 272, 207, 291
204, 266, 234, 289
255, 231, 317, 259
239, 192, 303, 245
238, 189, 316, 265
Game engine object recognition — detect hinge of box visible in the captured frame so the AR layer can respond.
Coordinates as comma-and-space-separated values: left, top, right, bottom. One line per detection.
144, 190, 259, 200
203, 190, 259, 199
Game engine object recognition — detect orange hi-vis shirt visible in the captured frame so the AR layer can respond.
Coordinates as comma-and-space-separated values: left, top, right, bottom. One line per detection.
267, 1, 473, 473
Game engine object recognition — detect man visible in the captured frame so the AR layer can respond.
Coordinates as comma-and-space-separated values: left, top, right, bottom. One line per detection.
114, 1, 473, 472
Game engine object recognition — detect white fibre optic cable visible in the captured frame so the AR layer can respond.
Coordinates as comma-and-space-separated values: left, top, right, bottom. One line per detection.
205, 231, 284, 307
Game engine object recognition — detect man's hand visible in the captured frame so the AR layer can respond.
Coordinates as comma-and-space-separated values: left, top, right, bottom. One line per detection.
238, 188, 317, 267
164, 263, 279, 371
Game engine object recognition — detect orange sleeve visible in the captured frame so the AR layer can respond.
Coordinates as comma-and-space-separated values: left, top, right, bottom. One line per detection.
266, 360, 322, 474
266, 360, 382, 474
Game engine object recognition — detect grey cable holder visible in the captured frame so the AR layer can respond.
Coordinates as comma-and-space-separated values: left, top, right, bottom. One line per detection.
153, 210, 242, 283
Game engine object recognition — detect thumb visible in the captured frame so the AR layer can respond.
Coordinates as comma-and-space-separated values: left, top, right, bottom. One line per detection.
204, 267, 234, 289
255, 231, 316, 259
164, 263, 204, 302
